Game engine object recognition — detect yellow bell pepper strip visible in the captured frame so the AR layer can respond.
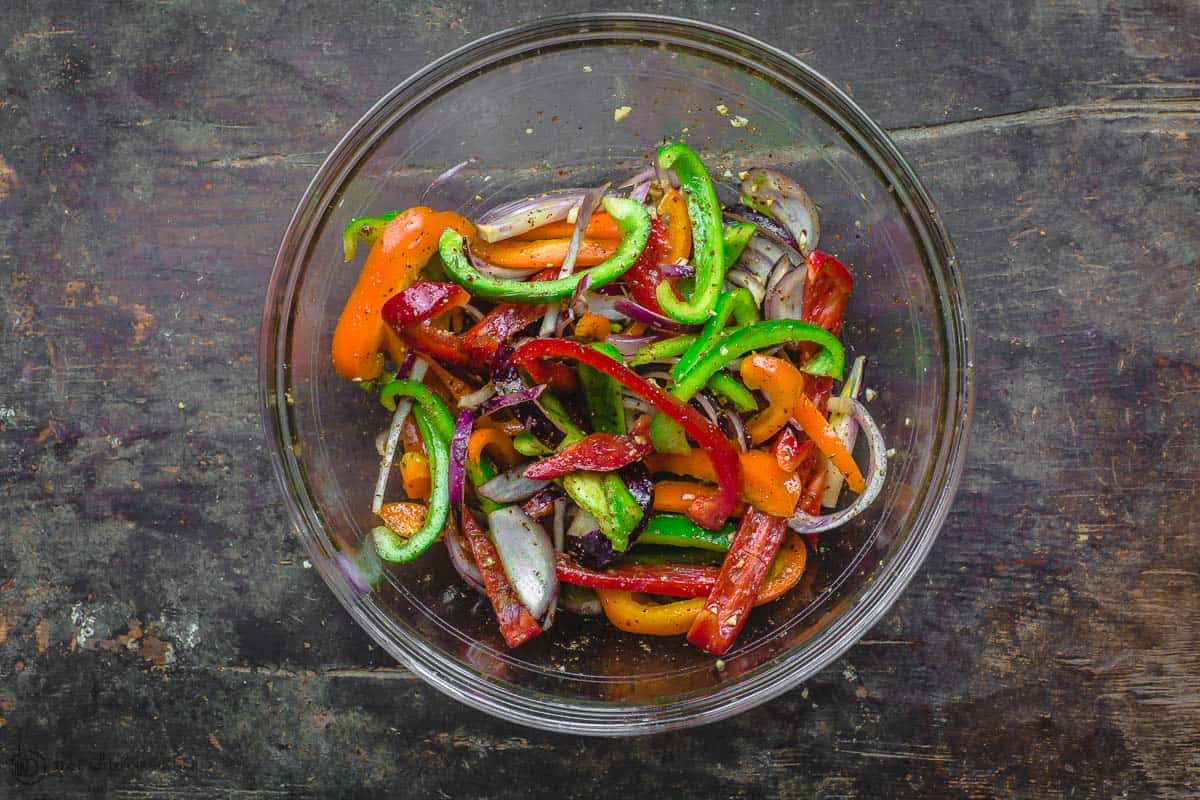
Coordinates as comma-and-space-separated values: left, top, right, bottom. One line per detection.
791, 391, 866, 494
595, 534, 807, 636
655, 143, 726, 324
598, 591, 704, 636
658, 187, 692, 264
332, 207, 473, 381
378, 501, 427, 538
740, 354, 805, 444
511, 338, 743, 530
687, 508, 788, 654
647, 449, 803, 518
473, 236, 619, 269
439, 197, 652, 302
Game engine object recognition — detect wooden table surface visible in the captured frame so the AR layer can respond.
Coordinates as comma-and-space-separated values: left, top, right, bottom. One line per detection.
2, 2, 1197, 797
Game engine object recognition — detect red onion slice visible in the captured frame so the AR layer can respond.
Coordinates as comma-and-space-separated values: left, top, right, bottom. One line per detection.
478, 465, 551, 504
487, 505, 559, 619
787, 399, 887, 534
740, 168, 820, 253
444, 517, 486, 594
520, 485, 565, 519
763, 256, 806, 321
614, 299, 703, 333
421, 157, 477, 205
476, 189, 589, 243
449, 409, 474, 509
607, 332, 661, 357
659, 261, 695, 279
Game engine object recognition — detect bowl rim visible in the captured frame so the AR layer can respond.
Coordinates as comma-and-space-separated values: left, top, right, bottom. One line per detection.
260, 11, 974, 735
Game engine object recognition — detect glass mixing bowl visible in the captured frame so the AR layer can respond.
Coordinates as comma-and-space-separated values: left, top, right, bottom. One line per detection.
260, 13, 972, 735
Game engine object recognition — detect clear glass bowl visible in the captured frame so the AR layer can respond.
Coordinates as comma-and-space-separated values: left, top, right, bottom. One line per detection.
260, 13, 972, 735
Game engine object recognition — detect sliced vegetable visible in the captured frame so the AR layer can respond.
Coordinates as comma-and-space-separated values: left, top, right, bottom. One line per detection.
555, 553, 718, 598
487, 505, 559, 619
512, 338, 743, 530
687, 508, 788, 655
523, 431, 653, 481
740, 354, 805, 444
461, 510, 542, 648
439, 197, 652, 302
373, 404, 450, 563
655, 143, 726, 324
740, 168, 821, 252
789, 399, 887, 533
332, 208, 473, 380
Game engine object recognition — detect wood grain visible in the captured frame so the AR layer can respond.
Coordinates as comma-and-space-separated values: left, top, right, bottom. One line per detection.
0, 1, 1197, 797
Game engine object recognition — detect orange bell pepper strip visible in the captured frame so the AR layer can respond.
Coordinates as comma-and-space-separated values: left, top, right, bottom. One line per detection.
467, 428, 520, 471
596, 534, 807, 636
514, 213, 621, 241
573, 313, 612, 341
399, 452, 431, 501
791, 391, 865, 494
331, 207, 473, 381
647, 449, 803, 518
657, 187, 692, 264
651, 480, 747, 517
740, 354, 805, 445
472, 237, 619, 270
377, 501, 428, 538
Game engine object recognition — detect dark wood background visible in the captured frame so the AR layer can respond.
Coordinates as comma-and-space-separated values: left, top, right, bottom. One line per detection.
1, 1, 1197, 797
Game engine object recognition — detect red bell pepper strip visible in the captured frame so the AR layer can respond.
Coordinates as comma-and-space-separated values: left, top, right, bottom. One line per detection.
382, 281, 474, 367
461, 510, 542, 648
523, 431, 653, 481
460, 268, 557, 363
687, 508, 787, 655
803, 250, 853, 338
555, 553, 718, 599
772, 425, 814, 473
624, 217, 674, 313
510, 339, 742, 530
381, 282, 471, 329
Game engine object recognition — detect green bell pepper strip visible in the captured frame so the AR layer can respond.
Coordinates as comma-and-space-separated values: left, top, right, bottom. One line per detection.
378, 379, 455, 440
673, 288, 759, 379
675, 320, 845, 399
538, 393, 643, 551
654, 143, 726, 324
630, 334, 698, 367
638, 513, 736, 552
619, 547, 726, 567
723, 222, 756, 268
648, 319, 843, 453
513, 431, 551, 457
465, 450, 503, 516
707, 373, 757, 412
579, 342, 627, 435
342, 210, 402, 262
438, 196, 651, 303
372, 405, 449, 563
